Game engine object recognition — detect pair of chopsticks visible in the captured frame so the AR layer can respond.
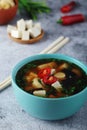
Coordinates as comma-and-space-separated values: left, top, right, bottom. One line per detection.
0, 36, 69, 91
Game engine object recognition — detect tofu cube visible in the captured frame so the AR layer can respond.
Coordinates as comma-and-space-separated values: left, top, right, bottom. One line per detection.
17, 19, 26, 31
25, 20, 33, 29
34, 23, 41, 31
51, 69, 56, 75
29, 27, 41, 38
7, 25, 17, 33
58, 63, 69, 71
11, 29, 22, 38
22, 30, 30, 40
25, 72, 37, 83
33, 90, 46, 97
52, 81, 62, 92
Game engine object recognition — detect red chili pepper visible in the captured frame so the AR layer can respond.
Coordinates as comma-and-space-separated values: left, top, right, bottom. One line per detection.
43, 76, 57, 85
38, 68, 51, 79
57, 14, 85, 25
60, 1, 76, 13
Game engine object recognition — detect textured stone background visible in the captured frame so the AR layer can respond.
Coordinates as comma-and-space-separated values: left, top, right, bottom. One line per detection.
0, 0, 87, 130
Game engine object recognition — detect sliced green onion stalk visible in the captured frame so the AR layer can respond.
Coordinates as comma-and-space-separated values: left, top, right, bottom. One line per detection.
18, 0, 51, 20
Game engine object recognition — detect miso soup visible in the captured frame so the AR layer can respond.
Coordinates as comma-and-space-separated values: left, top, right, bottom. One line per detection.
16, 59, 87, 98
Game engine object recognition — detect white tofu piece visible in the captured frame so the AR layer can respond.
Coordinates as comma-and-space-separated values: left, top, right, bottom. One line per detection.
17, 19, 26, 31
7, 25, 17, 33
52, 81, 62, 92
25, 20, 33, 29
22, 30, 30, 40
29, 27, 41, 38
34, 23, 41, 31
11, 29, 22, 38
33, 90, 46, 97
51, 69, 56, 75
32, 78, 43, 89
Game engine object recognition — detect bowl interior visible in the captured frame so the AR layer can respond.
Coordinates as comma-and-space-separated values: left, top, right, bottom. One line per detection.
12, 53, 87, 99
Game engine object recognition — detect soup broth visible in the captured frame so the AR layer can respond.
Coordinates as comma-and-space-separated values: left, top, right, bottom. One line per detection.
16, 59, 87, 98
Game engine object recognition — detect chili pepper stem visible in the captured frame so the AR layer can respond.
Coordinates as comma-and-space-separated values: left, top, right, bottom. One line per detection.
57, 19, 62, 24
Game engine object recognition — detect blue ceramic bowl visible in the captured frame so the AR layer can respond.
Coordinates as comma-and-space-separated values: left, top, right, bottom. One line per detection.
12, 54, 87, 120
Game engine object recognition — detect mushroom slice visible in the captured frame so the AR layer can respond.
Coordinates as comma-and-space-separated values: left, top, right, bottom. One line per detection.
32, 78, 43, 89
72, 68, 82, 77
54, 72, 66, 80
38, 62, 57, 69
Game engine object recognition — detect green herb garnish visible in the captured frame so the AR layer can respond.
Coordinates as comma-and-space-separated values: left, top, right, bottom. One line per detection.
18, 0, 51, 20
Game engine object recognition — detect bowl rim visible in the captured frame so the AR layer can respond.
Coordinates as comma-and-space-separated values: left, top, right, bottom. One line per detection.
11, 53, 87, 100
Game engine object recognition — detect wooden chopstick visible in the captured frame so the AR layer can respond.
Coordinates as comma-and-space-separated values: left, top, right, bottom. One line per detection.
40, 36, 64, 54
0, 76, 11, 91
47, 37, 69, 53
0, 36, 70, 91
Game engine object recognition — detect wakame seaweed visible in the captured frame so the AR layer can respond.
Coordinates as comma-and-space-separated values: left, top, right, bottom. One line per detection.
16, 62, 37, 88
